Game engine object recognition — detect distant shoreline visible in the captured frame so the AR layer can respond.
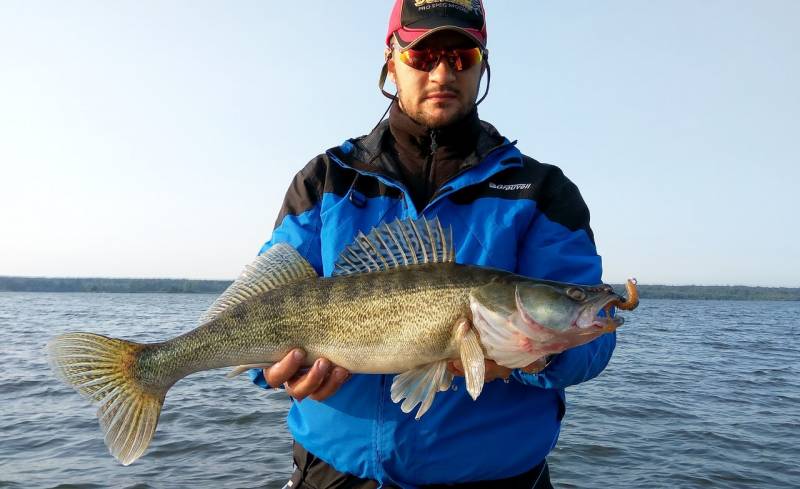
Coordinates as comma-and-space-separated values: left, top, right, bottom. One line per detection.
1, 276, 798, 301
0, 276, 230, 294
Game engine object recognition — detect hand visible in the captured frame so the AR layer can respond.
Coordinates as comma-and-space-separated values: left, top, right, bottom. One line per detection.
447, 359, 510, 382
263, 349, 350, 401
447, 357, 549, 383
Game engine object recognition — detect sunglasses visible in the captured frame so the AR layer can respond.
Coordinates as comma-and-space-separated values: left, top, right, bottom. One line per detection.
397, 46, 484, 72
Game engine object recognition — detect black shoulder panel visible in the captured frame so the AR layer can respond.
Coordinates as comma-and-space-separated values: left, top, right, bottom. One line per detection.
273, 155, 327, 226
448, 155, 595, 243
274, 148, 405, 227
525, 156, 595, 243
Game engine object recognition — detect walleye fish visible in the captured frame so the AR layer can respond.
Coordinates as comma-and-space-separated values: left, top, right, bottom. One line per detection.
48, 216, 638, 466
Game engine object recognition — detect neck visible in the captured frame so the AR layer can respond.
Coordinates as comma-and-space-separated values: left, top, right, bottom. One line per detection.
389, 103, 481, 157
386, 103, 482, 213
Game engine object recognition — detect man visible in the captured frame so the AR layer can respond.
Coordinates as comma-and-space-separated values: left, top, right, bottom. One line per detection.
250, 1, 615, 487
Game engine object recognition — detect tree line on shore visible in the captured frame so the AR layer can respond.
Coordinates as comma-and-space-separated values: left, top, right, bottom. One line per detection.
0, 276, 798, 301
0, 276, 230, 294
608, 284, 799, 301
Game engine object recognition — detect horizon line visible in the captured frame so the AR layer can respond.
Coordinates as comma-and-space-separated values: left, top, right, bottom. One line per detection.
1, 275, 798, 289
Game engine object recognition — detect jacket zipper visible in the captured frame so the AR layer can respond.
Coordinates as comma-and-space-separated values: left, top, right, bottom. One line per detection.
424, 129, 439, 208
374, 374, 387, 473
429, 129, 439, 154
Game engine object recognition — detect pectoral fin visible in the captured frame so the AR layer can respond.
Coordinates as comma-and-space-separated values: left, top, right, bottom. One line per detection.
390, 360, 452, 419
456, 319, 485, 400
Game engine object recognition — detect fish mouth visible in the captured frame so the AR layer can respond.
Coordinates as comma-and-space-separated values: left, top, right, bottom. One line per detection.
574, 279, 639, 333
574, 297, 624, 333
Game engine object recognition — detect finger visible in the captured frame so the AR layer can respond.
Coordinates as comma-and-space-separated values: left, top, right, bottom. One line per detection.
265, 349, 306, 388
486, 365, 512, 382
286, 358, 331, 400
474, 359, 510, 382
309, 367, 351, 401
447, 360, 464, 377
521, 358, 547, 374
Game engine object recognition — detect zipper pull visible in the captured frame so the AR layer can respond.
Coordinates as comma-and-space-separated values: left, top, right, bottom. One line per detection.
429, 130, 439, 155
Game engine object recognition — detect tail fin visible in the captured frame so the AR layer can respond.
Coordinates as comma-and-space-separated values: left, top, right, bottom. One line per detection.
48, 332, 166, 466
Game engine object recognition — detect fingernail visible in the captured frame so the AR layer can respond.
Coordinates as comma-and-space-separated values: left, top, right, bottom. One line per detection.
334, 369, 348, 382
317, 359, 330, 372
293, 350, 305, 361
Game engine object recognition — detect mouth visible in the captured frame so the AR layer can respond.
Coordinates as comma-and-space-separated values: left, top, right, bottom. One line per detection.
574, 279, 639, 333
425, 91, 458, 100
574, 298, 624, 333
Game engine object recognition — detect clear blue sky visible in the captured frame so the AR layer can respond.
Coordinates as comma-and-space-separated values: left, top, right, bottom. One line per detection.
1, 1, 798, 286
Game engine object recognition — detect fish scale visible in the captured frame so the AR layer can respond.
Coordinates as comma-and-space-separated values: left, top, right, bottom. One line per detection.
176, 264, 480, 373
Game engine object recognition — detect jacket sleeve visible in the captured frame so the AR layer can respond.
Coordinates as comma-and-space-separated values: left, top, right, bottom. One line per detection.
249, 158, 325, 389
512, 169, 616, 390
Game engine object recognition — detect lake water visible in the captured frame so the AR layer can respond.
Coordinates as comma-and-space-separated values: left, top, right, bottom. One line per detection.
1, 293, 798, 488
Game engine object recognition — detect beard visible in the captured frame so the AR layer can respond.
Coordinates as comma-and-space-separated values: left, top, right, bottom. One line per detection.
397, 91, 476, 129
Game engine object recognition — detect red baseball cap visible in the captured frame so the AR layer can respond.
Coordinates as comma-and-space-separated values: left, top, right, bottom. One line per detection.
386, 0, 487, 50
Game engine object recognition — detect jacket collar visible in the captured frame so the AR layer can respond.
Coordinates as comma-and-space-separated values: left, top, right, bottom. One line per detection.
332, 103, 516, 184
388, 103, 481, 161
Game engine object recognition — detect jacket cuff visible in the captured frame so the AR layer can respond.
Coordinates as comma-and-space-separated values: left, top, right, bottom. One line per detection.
510, 355, 559, 389
248, 367, 270, 389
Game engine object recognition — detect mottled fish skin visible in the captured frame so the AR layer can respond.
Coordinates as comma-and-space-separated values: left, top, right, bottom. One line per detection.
140, 263, 502, 388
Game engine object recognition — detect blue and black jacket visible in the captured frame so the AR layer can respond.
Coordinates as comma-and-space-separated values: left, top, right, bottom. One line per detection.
250, 116, 615, 487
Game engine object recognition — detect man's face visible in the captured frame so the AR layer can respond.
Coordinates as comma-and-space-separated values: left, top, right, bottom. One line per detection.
387, 31, 483, 129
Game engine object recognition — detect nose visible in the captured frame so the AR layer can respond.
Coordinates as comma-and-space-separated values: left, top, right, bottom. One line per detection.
428, 58, 457, 85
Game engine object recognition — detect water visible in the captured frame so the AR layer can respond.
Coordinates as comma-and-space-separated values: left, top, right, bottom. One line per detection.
1, 293, 798, 488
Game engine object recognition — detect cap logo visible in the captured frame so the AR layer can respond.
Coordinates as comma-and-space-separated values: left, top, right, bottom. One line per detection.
388, 0, 487, 49
413, 0, 480, 14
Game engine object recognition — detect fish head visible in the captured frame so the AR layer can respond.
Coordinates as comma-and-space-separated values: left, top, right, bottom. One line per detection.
470, 278, 638, 368
514, 282, 626, 333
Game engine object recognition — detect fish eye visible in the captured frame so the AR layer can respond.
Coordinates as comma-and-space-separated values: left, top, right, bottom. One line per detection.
566, 287, 587, 301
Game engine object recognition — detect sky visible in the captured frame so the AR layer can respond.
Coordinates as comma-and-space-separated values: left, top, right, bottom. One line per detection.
1, 1, 798, 287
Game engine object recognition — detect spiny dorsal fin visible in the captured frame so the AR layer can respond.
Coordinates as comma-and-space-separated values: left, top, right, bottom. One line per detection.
333, 216, 454, 276
199, 243, 317, 324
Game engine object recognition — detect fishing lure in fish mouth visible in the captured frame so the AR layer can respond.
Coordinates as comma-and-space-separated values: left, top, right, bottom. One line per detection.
614, 278, 639, 310
48, 216, 638, 466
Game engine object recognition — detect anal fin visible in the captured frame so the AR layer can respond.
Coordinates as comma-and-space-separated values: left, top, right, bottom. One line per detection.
226, 363, 276, 379
390, 360, 452, 419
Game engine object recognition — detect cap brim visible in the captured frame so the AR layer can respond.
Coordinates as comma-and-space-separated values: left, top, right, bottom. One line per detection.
394, 26, 485, 51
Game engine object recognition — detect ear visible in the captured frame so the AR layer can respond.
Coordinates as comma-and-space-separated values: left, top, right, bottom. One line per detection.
385, 47, 397, 84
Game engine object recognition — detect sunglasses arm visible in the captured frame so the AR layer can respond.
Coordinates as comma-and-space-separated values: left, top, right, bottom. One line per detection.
476, 59, 491, 106
378, 61, 398, 101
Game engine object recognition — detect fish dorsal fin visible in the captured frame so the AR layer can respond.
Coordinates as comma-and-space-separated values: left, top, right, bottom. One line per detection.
332, 216, 454, 276
199, 243, 317, 324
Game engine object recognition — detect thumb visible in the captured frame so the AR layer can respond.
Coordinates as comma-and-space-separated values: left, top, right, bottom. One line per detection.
447, 360, 465, 377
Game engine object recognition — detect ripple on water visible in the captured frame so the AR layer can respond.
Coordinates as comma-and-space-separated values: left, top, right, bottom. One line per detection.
2, 294, 800, 488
